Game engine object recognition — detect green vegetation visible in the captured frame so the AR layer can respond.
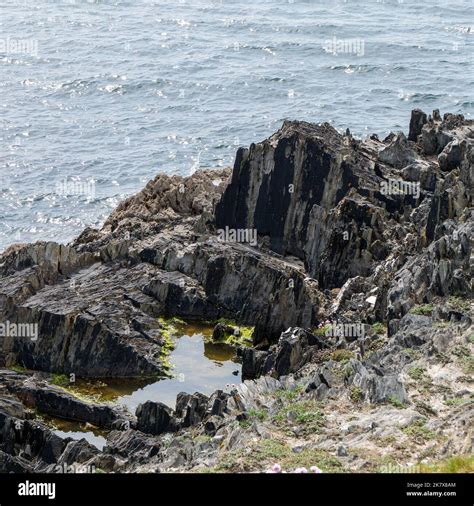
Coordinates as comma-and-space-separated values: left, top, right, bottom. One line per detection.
214, 438, 343, 473
444, 395, 471, 407
387, 396, 406, 409
402, 420, 436, 442
157, 317, 179, 373
274, 399, 325, 435
410, 304, 434, 316
331, 349, 354, 363
50, 374, 70, 387
247, 408, 268, 422
10, 364, 28, 374
209, 318, 254, 347
371, 322, 386, 335
452, 345, 474, 374
447, 296, 471, 313
419, 455, 474, 473
274, 386, 303, 402
403, 348, 421, 360
350, 386, 364, 403
314, 324, 331, 337
408, 366, 427, 381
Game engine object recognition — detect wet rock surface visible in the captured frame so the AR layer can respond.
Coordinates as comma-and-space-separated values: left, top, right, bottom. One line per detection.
0, 109, 472, 473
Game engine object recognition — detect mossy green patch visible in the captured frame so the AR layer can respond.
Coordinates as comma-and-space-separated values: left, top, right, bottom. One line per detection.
410, 304, 434, 316
208, 318, 254, 347
408, 366, 427, 381
402, 420, 436, 442
331, 349, 354, 363
314, 324, 331, 337
371, 322, 386, 335
447, 296, 471, 313
350, 386, 364, 403
387, 396, 407, 409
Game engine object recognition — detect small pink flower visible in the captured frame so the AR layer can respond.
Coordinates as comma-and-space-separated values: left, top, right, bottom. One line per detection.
271, 463, 282, 473
294, 467, 308, 473
310, 466, 323, 473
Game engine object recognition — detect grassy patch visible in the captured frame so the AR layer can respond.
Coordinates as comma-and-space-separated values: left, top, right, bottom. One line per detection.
387, 396, 407, 409
410, 304, 434, 316
331, 349, 354, 363
50, 374, 70, 387
10, 364, 28, 374
403, 348, 421, 360
314, 324, 331, 337
274, 386, 302, 402
408, 366, 427, 381
157, 317, 179, 373
350, 386, 364, 403
247, 408, 268, 422
215, 439, 343, 473
371, 322, 386, 335
452, 345, 474, 374
447, 296, 471, 313
402, 420, 436, 443
274, 400, 325, 435
419, 455, 474, 473
444, 396, 471, 407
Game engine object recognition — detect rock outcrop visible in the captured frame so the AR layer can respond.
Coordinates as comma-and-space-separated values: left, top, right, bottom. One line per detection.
0, 109, 472, 474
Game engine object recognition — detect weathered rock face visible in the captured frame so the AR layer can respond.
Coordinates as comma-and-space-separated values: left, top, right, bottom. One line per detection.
241, 327, 327, 380
135, 390, 231, 436
214, 113, 472, 292
0, 109, 472, 475
1, 109, 471, 376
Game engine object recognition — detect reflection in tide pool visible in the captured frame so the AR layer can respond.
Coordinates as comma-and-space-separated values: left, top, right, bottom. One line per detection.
46, 326, 241, 449
111, 330, 241, 411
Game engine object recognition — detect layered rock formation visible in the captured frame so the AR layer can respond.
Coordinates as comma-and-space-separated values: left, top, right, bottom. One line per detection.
0, 109, 472, 474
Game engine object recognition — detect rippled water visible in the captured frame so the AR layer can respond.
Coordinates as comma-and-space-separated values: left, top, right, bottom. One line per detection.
0, 0, 472, 251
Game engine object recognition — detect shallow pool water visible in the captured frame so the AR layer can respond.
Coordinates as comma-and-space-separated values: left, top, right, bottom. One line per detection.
43, 323, 241, 450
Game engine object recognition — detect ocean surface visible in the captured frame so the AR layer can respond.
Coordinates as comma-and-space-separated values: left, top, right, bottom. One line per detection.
1, 0, 472, 252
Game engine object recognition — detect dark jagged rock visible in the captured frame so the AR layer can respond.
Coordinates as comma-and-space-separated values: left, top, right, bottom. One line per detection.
0, 109, 472, 474
7, 379, 131, 429
408, 109, 428, 142
136, 401, 177, 435
241, 327, 327, 380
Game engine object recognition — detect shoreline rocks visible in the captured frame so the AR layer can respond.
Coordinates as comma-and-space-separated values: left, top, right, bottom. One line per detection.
0, 109, 472, 474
